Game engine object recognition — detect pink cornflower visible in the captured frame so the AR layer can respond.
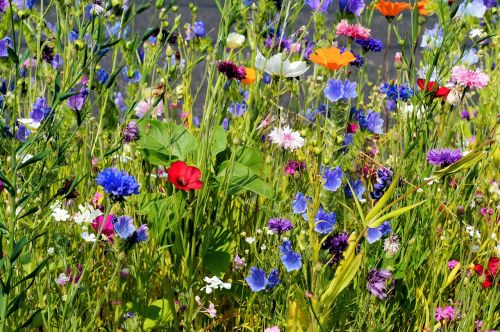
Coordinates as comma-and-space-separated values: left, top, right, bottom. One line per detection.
435, 306, 458, 321
336, 19, 371, 40
448, 259, 459, 270
450, 66, 489, 88
135, 99, 164, 118
268, 126, 305, 151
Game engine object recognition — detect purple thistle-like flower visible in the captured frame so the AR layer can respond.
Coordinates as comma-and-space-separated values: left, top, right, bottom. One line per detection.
216, 61, 246, 80
367, 269, 393, 300
322, 231, 350, 265
354, 38, 383, 52
305, 0, 332, 13
123, 121, 139, 143
427, 148, 462, 167
267, 218, 293, 235
339, 0, 366, 16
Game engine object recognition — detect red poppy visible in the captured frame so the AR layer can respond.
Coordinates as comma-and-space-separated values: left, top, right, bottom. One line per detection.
417, 79, 450, 99
474, 257, 499, 288
166, 161, 203, 191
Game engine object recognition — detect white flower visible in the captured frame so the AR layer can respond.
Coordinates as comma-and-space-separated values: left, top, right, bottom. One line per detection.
47, 247, 55, 255
17, 118, 41, 130
465, 225, 481, 239
417, 66, 438, 81
469, 28, 484, 39
260, 244, 267, 250
81, 231, 97, 242
456, 0, 486, 18
255, 50, 309, 77
245, 237, 256, 244
226, 32, 245, 49
383, 234, 401, 257
52, 207, 70, 222
73, 204, 102, 224
201, 276, 231, 294
55, 273, 70, 286
268, 126, 305, 151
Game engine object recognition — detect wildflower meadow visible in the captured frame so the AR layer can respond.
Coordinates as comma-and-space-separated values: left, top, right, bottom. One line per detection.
0, 0, 499, 330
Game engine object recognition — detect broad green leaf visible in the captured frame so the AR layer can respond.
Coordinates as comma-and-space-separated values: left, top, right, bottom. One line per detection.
217, 161, 272, 198
235, 146, 264, 173
367, 201, 425, 228
143, 299, 174, 330
203, 251, 231, 277
210, 125, 228, 158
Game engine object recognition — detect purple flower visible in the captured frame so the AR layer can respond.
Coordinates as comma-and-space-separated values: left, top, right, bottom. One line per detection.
354, 38, 383, 52
324, 79, 358, 102
216, 61, 246, 80
246, 267, 281, 292
483, 0, 497, 8
0, 37, 13, 57
460, 110, 471, 120
435, 306, 457, 321
322, 231, 349, 265
0, 0, 8, 12
113, 216, 135, 239
339, 0, 365, 16
96, 168, 140, 201
305, 0, 332, 13
135, 224, 149, 242
359, 111, 384, 134
427, 148, 462, 167
366, 221, 392, 244
30, 97, 52, 123
448, 259, 459, 270
228, 102, 247, 116
367, 269, 393, 300
13, 0, 34, 9
123, 121, 139, 143
279, 240, 302, 272
314, 208, 336, 234
193, 21, 206, 38
370, 168, 393, 200
322, 166, 344, 192
268, 218, 293, 235
15, 125, 30, 142
292, 192, 310, 215
68, 88, 89, 111
380, 83, 413, 101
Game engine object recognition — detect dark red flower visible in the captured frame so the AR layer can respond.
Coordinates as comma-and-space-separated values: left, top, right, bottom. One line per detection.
417, 79, 450, 98
474, 257, 499, 288
216, 61, 246, 80
166, 161, 203, 191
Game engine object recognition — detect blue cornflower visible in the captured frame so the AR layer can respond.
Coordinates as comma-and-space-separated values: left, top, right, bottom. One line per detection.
0, 37, 13, 57
305, 0, 332, 13
246, 267, 280, 292
280, 240, 302, 272
366, 221, 392, 244
314, 208, 337, 234
15, 125, 30, 142
324, 79, 358, 103
339, 0, 365, 16
96, 168, 140, 201
96, 68, 109, 84
30, 97, 52, 123
193, 21, 206, 38
354, 38, 383, 52
398, 85, 414, 101
228, 102, 247, 116
113, 215, 135, 239
345, 179, 366, 202
359, 111, 384, 134
322, 166, 344, 192
122, 67, 142, 84
69, 31, 79, 43
380, 83, 399, 100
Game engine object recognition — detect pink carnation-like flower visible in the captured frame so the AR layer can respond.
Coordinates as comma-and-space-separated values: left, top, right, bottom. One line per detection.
450, 66, 489, 88
336, 19, 371, 40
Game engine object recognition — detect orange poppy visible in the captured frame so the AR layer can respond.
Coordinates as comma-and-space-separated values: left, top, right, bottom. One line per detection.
309, 47, 355, 71
241, 67, 256, 84
375, 0, 410, 17
416, 0, 430, 15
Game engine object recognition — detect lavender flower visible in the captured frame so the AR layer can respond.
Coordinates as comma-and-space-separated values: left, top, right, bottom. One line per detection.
305, 0, 332, 13
123, 121, 139, 143
279, 240, 302, 272
324, 79, 358, 102
322, 231, 350, 265
267, 218, 293, 235
367, 269, 393, 300
339, 0, 365, 16
322, 166, 344, 192
68, 88, 88, 111
359, 111, 384, 134
426, 148, 462, 167
30, 97, 52, 123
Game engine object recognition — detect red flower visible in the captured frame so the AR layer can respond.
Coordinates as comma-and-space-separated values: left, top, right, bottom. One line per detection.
166, 161, 203, 191
417, 79, 450, 99
474, 257, 499, 288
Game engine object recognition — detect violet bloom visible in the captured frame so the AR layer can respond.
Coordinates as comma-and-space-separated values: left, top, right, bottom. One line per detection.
0, 37, 13, 57
0, 0, 8, 12
447, 260, 459, 270
324, 79, 358, 103
216, 61, 246, 81
268, 218, 293, 235
359, 111, 384, 134
314, 208, 337, 234
30, 97, 52, 123
284, 160, 305, 175
367, 269, 393, 299
339, 0, 365, 16
322, 166, 344, 192
322, 231, 349, 265
123, 121, 139, 143
305, 0, 332, 13
245, 267, 280, 292
435, 306, 457, 321
68, 88, 89, 111
426, 148, 462, 167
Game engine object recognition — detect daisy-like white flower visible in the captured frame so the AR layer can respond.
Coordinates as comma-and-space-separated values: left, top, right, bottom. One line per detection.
268, 126, 305, 151
52, 206, 70, 222
255, 50, 309, 78
81, 231, 97, 242
469, 28, 484, 39
200, 276, 231, 294
73, 204, 103, 224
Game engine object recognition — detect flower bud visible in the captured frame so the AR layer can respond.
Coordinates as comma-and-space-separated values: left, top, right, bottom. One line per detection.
156, 0, 164, 9
226, 32, 245, 49
394, 52, 403, 69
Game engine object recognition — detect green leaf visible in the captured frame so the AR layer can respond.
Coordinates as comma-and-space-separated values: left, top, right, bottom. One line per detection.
203, 251, 231, 277
216, 161, 272, 198
143, 299, 174, 330
17, 150, 50, 170
365, 173, 400, 224
210, 126, 228, 158
366, 201, 425, 228
433, 151, 485, 177
235, 146, 264, 173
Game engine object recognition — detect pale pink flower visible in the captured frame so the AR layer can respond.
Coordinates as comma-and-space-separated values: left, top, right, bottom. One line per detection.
264, 327, 280, 332
135, 99, 164, 118
450, 66, 489, 88
201, 302, 217, 318
268, 126, 305, 151
336, 19, 370, 40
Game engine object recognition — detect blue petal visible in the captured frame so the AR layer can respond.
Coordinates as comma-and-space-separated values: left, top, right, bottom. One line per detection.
245, 267, 268, 292
367, 227, 382, 244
